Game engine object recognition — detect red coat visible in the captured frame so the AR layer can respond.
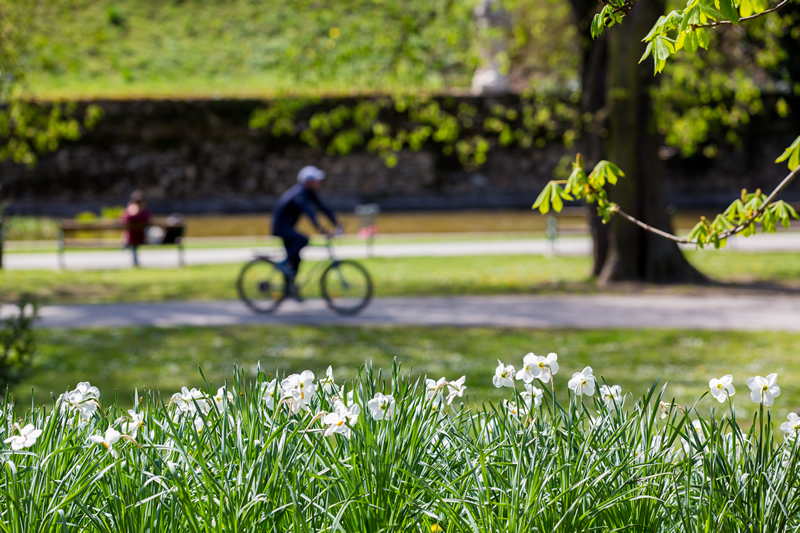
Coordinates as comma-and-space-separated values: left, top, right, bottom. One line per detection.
121, 209, 152, 246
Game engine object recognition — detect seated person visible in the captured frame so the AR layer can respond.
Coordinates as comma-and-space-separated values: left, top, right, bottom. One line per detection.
272, 166, 340, 289
121, 190, 151, 267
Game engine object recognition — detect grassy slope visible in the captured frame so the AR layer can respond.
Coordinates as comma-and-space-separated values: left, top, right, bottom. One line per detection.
2, 251, 800, 304
13, 325, 800, 419
24, 0, 474, 99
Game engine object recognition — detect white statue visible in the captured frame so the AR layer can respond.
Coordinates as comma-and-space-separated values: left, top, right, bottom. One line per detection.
471, 0, 511, 95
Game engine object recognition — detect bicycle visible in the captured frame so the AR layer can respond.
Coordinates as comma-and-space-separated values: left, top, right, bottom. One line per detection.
237, 237, 373, 316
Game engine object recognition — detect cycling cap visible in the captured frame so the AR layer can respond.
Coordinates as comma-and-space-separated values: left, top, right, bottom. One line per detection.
297, 165, 326, 184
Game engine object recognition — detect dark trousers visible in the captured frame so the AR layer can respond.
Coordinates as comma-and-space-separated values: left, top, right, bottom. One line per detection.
275, 228, 309, 272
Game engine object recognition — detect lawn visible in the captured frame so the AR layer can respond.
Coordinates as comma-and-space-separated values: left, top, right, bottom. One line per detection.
2, 251, 800, 305
12, 324, 800, 419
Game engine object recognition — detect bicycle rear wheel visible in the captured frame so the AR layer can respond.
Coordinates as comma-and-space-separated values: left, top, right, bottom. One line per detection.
320, 260, 373, 315
237, 259, 287, 314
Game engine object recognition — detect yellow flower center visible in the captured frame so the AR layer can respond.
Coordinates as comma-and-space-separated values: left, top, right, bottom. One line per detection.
762, 385, 769, 391
538, 362, 546, 368
717, 384, 723, 389
336, 420, 343, 427
103, 443, 109, 449
582, 379, 587, 385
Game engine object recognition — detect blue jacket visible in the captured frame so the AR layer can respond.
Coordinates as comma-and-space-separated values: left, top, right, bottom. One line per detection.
272, 184, 337, 235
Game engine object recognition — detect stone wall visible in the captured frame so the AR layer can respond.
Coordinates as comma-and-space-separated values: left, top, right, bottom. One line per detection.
1, 96, 798, 216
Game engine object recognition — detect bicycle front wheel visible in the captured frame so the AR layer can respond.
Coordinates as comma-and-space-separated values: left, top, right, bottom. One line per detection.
320, 260, 373, 316
237, 259, 287, 314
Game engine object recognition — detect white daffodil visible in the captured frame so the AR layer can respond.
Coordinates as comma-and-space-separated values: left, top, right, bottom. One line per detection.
589, 416, 604, 430
446, 376, 466, 405
323, 411, 351, 438
262, 379, 279, 409
746, 373, 781, 407
58, 381, 101, 420
521, 383, 543, 409
3, 423, 42, 451
324, 401, 360, 438
319, 366, 336, 394
530, 352, 559, 383
599, 384, 623, 409
567, 367, 596, 396
193, 416, 206, 433
425, 377, 447, 400
709, 375, 735, 403
213, 386, 234, 412
658, 401, 671, 420
367, 392, 395, 420
282, 371, 317, 411
781, 413, 800, 437
171, 387, 210, 415
504, 400, 521, 419
333, 399, 360, 425
493, 360, 515, 388
89, 428, 122, 458
516, 353, 538, 383
121, 410, 144, 437
75, 381, 100, 399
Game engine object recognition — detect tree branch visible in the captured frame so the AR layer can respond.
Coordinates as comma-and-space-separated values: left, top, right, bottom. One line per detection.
600, 163, 800, 245
716, 163, 800, 239
612, 207, 689, 243
691, 0, 790, 29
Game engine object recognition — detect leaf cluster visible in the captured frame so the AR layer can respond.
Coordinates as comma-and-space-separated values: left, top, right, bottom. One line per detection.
533, 135, 800, 248
250, 93, 582, 170
532, 154, 624, 222
591, 0, 789, 74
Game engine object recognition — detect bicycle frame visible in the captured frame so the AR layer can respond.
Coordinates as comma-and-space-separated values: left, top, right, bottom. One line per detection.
293, 238, 340, 290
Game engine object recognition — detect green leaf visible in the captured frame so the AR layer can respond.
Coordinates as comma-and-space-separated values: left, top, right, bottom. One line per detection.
698, 3, 723, 20
723, 199, 746, 223
685, 30, 699, 54
639, 41, 654, 64
771, 200, 799, 229
687, 220, 709, 245
591, 13, 603, 39
590, 160, 626, 187
642, 15, 666, 42
551, 184, 564, 212
740, 0, 753, 17
696, 28, 709, 49
532, 182, 553, 214
716, 0, 739, 24
775, 135, 800, 171
712, 214, 733, 232
678, 6, 693, 34
564, 165, 587, 196
654, 37, 673, 62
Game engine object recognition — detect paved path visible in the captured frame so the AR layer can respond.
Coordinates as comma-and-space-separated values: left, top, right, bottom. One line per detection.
4, 231, 800, 270
3, 295, 799, 331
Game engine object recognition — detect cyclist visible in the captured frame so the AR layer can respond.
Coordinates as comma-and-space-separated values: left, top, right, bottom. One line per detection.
272, 166, 341, 296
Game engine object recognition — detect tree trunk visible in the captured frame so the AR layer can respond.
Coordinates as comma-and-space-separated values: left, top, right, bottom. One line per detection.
570, 0, 610, 277
596, 0, 706, 284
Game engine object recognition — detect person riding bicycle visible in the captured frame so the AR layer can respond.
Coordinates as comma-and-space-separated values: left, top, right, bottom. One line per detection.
272, 166, 341, 292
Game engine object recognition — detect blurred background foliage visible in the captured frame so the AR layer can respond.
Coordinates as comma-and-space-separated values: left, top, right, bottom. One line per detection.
3, 0, 799, 162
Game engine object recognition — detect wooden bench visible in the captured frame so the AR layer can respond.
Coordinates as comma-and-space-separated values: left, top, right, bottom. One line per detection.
57, 218, 185, 269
